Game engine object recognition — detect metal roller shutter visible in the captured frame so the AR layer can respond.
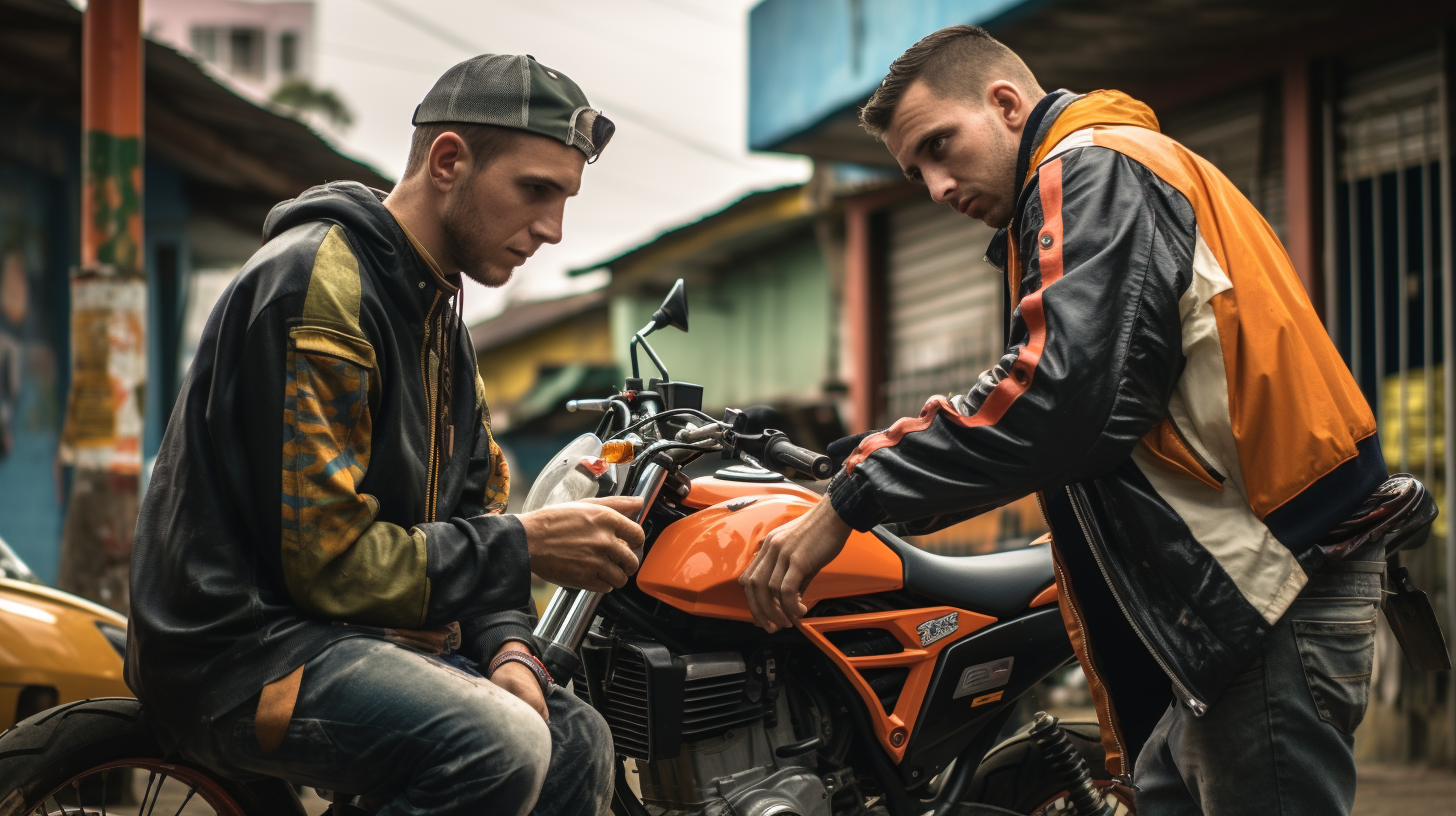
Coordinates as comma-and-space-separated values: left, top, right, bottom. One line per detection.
884, 199, 1003, 423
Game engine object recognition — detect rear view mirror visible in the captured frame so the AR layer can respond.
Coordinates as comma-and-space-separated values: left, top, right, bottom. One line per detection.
650, 279, 689, 334
631, 278, 688, 380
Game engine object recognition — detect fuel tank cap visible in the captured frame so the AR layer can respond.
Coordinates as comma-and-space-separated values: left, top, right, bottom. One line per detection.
714, 465, 784, 483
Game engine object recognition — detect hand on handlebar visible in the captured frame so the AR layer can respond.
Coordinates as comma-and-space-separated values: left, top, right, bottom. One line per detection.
739, 499, 852, 631
520, 496, 646, 592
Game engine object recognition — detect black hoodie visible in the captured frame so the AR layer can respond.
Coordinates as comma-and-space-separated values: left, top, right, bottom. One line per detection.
126, 182, 533, 748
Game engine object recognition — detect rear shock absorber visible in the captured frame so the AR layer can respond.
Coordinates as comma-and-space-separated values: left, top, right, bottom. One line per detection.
1029, 711, 1112, 816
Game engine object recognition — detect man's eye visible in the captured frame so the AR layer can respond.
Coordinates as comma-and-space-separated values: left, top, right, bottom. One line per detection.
931, 137, 947, 153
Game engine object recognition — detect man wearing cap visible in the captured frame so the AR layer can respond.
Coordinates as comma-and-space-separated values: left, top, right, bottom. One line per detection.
126, 55, 626, 815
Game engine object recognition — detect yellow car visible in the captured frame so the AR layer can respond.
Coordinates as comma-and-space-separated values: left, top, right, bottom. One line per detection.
0, 536, 131, 730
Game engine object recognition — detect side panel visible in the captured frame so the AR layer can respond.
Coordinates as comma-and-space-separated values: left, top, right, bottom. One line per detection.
637, 495, 902, 621
898, 607, 1074, 785
798, 606, 996, 764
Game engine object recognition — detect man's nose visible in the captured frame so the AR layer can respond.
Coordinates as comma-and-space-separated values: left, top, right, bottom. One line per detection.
532, 206, 565, 246
925, 170, 956, 205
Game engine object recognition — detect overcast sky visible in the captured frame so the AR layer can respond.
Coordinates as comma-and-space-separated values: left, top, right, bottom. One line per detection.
309, 0, 810, 324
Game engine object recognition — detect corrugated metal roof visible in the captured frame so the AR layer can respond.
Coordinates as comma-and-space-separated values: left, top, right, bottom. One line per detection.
0, 0, 392, 198
568, 183, 809, 278
468, 289, 609, 351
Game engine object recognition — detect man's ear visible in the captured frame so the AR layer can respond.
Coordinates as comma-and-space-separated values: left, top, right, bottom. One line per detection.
986, 80, 1029, 131
428, 131, 470, 192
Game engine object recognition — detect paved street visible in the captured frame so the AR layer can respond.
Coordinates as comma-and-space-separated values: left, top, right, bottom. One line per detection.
1354, 764, 1456, 815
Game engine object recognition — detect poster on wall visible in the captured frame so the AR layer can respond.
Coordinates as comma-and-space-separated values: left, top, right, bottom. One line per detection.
58, 277, 146, 475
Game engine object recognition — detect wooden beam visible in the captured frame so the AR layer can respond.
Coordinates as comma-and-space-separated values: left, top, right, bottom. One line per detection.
147, 105, 302, 199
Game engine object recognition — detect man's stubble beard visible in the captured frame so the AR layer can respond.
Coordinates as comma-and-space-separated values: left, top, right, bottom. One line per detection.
442, 181, 513, 288
981, 125, 1022, 230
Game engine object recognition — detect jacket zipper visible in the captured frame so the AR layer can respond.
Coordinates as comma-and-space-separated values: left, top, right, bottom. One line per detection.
420, 292, 442, 521
1064, 485, 1209, 716
1038, 492, 1131, 777
1168, 419, 1225, 484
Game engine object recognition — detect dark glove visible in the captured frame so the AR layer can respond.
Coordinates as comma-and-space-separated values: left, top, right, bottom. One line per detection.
827, 430, 880, 473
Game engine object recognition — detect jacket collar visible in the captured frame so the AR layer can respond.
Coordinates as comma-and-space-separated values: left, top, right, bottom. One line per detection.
395, 218, 462, 296
986, 90, 1161, 276
987, 89, 1075, 273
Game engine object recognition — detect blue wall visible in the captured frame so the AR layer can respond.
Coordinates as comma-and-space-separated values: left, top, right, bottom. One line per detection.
0, 92, 190, 584
144, 157, 191, 465
0, 102, 79, 584
747, 0, 1044, 151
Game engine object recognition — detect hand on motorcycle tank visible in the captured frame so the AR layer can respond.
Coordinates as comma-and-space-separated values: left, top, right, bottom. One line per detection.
739, 499, 851, 631
519, 496, 645, 591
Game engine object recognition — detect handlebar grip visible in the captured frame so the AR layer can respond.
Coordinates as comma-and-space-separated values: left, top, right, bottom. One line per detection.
763, 435, 833, 480
566, 398, 610, 413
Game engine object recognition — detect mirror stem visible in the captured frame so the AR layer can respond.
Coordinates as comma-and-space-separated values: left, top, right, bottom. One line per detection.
629, 326, 671, 382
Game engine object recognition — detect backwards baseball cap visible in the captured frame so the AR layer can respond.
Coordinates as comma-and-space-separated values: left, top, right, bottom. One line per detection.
412, 54, 614, 163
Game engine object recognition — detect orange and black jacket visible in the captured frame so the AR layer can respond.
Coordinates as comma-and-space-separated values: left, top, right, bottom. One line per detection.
827, 90, 1385, 775
126, 182, 530, 747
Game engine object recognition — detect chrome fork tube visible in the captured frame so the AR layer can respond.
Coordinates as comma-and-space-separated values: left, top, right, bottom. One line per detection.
533, 459, 669, 679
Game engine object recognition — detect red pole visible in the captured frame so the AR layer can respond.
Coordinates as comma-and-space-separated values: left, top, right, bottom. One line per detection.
57, 0, 145, 611
843, 202, 875, 434
81, 0, 144, 278
1283, 60, 1319, 309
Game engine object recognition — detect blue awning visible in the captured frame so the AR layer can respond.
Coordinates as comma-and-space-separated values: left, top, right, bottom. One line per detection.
747, 0, 1045, 153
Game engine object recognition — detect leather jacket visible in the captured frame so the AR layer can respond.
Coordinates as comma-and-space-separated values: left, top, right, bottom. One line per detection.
126, 183, 534, 748
827, 90, 1385, 774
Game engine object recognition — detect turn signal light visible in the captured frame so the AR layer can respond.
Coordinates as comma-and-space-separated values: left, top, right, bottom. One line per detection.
601, 440, 637, 464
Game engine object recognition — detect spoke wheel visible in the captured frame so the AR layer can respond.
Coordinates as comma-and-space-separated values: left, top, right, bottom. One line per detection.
29, 758, 247, 816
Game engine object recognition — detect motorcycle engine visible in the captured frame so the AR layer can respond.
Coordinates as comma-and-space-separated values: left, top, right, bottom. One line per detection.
574, 637, 835, 816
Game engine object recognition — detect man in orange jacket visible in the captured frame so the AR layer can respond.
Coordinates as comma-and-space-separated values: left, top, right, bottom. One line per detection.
743, 25, 1402, 815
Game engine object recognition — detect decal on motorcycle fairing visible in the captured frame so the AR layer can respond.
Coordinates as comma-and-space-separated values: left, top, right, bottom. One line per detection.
917, 611, 959, 647
726, 498, 758, 512
953, 657, 1014, 699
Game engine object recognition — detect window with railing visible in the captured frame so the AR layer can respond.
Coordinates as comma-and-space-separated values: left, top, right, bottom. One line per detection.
190, 26, 218, 63
229, 27, 265, 80
1328, 46, 1448, 489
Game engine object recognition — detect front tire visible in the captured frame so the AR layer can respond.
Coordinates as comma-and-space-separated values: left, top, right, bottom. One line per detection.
958, 720, 1133, 816
0, 698, 302, 816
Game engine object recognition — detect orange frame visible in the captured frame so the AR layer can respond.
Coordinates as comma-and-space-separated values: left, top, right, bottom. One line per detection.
798, 606, 996, 763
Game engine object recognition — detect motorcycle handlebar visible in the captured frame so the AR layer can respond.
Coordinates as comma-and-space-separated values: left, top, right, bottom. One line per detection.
762, 434, 833, 480
566, 398, 610, 413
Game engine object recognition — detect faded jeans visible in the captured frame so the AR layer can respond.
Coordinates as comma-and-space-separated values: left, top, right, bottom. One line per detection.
1134, 547, 1383, 816
180, 637, 615, 816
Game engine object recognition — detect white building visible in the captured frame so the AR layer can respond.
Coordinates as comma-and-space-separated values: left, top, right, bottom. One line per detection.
145, 0, 314, 100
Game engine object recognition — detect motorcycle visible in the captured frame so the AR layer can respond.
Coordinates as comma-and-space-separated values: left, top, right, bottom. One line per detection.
0, 280, 1127, 816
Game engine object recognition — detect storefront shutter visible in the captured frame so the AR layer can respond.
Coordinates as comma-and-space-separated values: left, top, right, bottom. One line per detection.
884, 199, 1003, 423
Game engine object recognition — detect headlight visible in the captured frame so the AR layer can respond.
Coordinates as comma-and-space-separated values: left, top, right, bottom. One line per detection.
95, 620, 127, 659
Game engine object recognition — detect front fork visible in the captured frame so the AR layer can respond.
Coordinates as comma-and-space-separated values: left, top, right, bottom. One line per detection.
533, 461, 669, 680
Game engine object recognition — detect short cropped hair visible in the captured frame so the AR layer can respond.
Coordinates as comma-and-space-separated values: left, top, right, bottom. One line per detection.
859, 25, 1043, 139
402, 122, 519, 178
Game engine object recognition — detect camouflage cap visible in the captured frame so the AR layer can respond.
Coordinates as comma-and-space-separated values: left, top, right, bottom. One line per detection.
412, 54, 614, 162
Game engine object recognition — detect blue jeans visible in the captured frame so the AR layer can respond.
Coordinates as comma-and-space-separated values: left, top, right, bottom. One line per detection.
179, 638, 614, 816
1133, 550, 1382, 815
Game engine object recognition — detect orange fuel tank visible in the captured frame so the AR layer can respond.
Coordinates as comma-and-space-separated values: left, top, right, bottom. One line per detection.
637, 489, 903, 622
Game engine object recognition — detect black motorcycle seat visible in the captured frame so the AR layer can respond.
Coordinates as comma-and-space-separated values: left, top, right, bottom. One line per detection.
872, 527, 1055, 619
